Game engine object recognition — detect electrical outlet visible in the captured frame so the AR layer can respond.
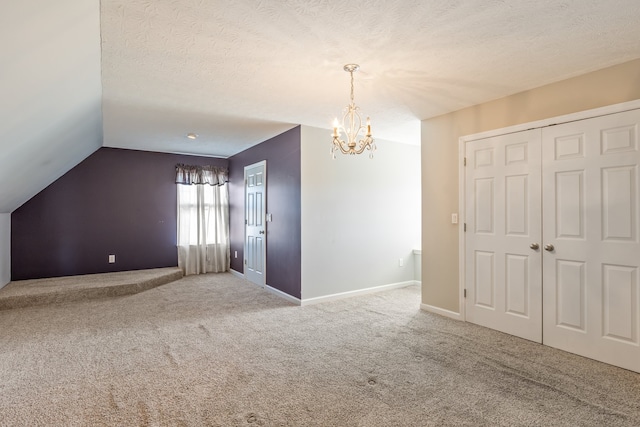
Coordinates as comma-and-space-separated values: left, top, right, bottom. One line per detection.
108, 254, 116, 264
234, 250, 238, 258
398, 258, 404, 267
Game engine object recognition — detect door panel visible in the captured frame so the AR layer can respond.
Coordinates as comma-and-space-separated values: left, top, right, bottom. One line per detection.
555, 259, 586, 331
505, 254, 528, 316
542, 109, 640, 373
505, 175, 528, 235
245, 162, 266, 287
474, 178, 494, 234
465, 129, 543, 342
474, 251, 495, 308
602, 166, 636, 241
602, 264, 637, 343
555, 171, 585, 239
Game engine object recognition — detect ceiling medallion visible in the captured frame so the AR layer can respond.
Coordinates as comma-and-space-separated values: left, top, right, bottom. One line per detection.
331, 64, 376, 159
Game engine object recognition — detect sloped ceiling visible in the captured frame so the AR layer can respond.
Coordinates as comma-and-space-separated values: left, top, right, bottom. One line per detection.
2, 0, 640, 213
0, 0, 102, 213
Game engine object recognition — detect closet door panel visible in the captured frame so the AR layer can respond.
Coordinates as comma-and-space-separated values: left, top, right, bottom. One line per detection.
465, 129, 542, 342
542, 109, 640, 373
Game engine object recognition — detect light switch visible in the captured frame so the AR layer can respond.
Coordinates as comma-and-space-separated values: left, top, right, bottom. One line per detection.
266, 213, 273, 222
108, 254, 116, 263
451, 213, 458, 224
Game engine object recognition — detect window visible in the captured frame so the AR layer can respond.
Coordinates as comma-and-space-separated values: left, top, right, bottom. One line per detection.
176, 164, 230, 274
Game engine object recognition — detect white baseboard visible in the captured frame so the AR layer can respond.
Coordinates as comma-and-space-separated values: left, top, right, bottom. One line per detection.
229, 269, 244, 279
230, 273, 419, 307
301, 280, 418, 306
265, 284, 301, 305
420, 303, 463, 321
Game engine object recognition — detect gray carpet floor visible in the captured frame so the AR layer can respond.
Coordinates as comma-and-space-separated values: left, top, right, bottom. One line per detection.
1, 273, 639, 426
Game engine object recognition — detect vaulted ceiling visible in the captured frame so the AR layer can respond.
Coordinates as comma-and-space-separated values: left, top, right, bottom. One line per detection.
2, 0, 640, 212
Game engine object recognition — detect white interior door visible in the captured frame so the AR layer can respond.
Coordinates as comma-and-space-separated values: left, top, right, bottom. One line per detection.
244, 161, 266, 287
465, 129, 543, 342
542, 109, 640, 372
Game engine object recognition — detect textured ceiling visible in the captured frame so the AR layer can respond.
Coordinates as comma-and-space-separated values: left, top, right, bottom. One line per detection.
101, 0, 640, 157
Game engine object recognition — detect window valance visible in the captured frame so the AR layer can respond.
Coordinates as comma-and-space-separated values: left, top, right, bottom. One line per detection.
175, 164, 228, 186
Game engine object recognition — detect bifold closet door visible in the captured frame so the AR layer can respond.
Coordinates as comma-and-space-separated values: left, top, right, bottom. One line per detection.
465, 129, 543, 343
542, 109, 640, 373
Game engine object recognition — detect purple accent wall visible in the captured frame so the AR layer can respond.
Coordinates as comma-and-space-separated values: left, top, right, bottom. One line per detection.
11, 147, 227, 280
228, 127, 301, 299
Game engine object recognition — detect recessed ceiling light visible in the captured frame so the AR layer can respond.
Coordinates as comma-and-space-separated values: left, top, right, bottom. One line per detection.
186, 133, 198, 140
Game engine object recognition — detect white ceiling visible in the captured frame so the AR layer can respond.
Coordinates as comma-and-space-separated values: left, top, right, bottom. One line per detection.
101, 0, 640, 156
2, 0, 640, 213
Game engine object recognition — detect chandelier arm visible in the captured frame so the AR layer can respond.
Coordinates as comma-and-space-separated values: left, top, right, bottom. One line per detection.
332, 136, 352, 154
353, 137, 374, 155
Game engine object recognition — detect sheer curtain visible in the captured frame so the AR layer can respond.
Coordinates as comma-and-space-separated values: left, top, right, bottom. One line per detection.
176, 164, 230, 275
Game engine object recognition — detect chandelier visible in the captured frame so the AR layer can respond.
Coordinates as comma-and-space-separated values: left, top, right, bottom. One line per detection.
331, 64, 376, 159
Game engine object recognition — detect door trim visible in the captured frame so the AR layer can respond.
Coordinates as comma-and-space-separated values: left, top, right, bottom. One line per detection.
459, 98, 640, 319
244, 160, 267, 287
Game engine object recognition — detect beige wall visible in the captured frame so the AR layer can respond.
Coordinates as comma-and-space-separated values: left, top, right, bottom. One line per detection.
422, 58, 640, 313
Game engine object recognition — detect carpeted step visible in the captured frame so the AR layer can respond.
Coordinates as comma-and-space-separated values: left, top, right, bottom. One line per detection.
0, 267, 183, 310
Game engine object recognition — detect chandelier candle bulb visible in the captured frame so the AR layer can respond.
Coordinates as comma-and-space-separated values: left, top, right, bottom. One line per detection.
367, 117, 371, 136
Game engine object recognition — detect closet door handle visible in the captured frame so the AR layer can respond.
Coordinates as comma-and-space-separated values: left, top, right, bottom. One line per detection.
544, 244, 555, 252
530, 243, 539, 250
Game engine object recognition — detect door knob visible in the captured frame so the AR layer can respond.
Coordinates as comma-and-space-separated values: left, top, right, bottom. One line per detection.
544, 244, 554, 252
530, 243, 539, 250
259, 230, 265, 234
